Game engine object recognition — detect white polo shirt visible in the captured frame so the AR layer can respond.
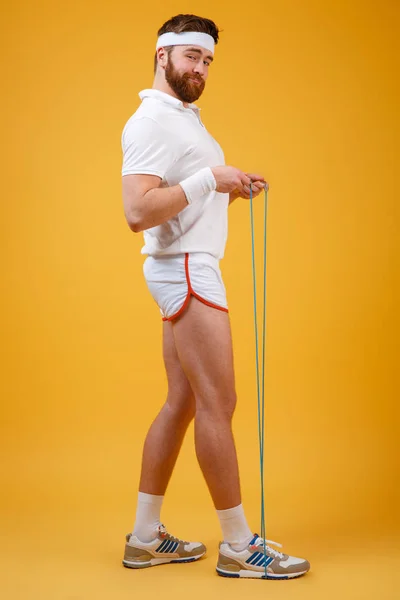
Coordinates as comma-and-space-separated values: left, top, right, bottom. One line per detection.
121, 89, 229, 259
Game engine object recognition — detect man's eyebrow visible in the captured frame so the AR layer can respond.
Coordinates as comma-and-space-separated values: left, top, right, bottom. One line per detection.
185, 47, 214, 62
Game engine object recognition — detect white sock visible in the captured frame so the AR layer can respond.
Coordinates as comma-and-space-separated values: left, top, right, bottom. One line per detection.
216, 504, 253, 551
132, 491, 164, 543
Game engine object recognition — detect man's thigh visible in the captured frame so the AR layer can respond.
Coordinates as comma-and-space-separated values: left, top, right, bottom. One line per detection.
162, 320, 193, 404
171, 298, 236, 405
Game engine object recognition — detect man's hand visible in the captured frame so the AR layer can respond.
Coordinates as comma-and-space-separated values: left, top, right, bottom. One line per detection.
229, 172, 269, 204
211, 166, 252, 194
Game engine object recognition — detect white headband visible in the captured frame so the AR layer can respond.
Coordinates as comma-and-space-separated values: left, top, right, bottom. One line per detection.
156, 32, 215, 55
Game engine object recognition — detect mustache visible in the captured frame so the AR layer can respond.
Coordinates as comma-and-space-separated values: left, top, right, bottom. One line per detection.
185, 74, 203, 84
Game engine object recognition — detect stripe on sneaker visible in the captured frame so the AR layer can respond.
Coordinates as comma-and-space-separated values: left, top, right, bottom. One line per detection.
156, 538, 180, 554
259, 555, 273, 566
156, 539, 169, 552
247, 552, 262, 565
246, 552, 274, 567
167, 540, 177, 553
256, 554, 274, 567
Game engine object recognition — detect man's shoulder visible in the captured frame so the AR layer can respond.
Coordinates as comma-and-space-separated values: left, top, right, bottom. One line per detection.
121, 116, 172, 151
123, 100, 174, 133
122, 102, 187, 151
131, 96, 176, 124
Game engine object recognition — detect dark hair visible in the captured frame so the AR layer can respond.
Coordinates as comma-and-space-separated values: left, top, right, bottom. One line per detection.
154, 14, 221, 73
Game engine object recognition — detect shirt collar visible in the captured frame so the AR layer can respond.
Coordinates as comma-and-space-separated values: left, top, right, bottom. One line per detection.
138, 89, 201, 113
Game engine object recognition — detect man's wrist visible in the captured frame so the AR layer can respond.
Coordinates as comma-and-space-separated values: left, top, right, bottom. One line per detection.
229, 190, 240, 204
179, 167, 217, 205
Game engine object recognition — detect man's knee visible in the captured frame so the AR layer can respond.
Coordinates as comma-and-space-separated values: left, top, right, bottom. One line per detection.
165, 393, 196, 423
195, 388, 237, 421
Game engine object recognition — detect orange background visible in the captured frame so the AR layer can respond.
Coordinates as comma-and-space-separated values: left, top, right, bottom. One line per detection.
1, 0, 398, 598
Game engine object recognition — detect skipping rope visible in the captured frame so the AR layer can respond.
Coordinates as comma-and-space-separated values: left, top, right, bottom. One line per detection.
249, 182, 269, 578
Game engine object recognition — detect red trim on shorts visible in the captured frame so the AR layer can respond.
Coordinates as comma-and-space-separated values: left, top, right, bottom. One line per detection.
162, 253, 229, 322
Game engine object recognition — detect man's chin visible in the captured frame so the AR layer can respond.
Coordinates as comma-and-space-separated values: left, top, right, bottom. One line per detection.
188, 92, 203, 102
178, 91, 203, 103
184, 86, 205, 103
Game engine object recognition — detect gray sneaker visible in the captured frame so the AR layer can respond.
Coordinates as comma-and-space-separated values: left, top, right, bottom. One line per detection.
123, 524, 206, 569
216, 533, 310, 579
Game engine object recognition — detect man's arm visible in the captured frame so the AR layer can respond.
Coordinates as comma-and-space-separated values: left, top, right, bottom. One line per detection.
122, 174, 188, 232
123, 166, 252, 232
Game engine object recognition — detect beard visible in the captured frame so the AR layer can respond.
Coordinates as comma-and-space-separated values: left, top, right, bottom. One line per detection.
165, 57, 205, 103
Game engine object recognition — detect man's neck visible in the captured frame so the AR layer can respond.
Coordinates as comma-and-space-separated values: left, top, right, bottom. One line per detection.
151, 77, 189, 108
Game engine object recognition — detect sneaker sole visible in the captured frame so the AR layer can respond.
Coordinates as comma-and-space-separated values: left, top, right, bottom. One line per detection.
216, 567, 308, 580
123, 552, 205, 569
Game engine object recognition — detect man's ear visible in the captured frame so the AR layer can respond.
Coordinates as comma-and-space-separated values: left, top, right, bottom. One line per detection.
157, 47, 168, 70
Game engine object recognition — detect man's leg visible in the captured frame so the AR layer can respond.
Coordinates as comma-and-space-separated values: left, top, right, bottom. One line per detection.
171, 297, 253, 548
127, 297, 311, 579
132, 321, 195, 541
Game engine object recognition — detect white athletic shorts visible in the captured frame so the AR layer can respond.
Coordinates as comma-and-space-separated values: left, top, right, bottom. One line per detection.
143, 252, 229, 321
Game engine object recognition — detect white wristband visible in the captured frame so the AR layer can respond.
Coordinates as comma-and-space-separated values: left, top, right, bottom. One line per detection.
179, 167, 217, 205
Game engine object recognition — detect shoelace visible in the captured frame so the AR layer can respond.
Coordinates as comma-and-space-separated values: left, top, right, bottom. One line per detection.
158, 524, 189, 544
252, 536, 284, 560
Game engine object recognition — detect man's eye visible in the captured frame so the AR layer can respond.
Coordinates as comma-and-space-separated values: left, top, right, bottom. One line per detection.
187, 55, 195, 60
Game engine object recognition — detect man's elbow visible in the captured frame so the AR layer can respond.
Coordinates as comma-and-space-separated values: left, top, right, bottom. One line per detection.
127, 213, 144, 233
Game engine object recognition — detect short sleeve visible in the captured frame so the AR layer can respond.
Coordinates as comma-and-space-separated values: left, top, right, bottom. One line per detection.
121, 117, 179, 178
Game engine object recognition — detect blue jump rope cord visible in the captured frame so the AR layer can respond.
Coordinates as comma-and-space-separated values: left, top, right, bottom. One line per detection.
249, 184, 268, 576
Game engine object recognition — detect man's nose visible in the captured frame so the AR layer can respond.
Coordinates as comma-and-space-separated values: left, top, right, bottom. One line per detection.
193, 61, 206, 76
